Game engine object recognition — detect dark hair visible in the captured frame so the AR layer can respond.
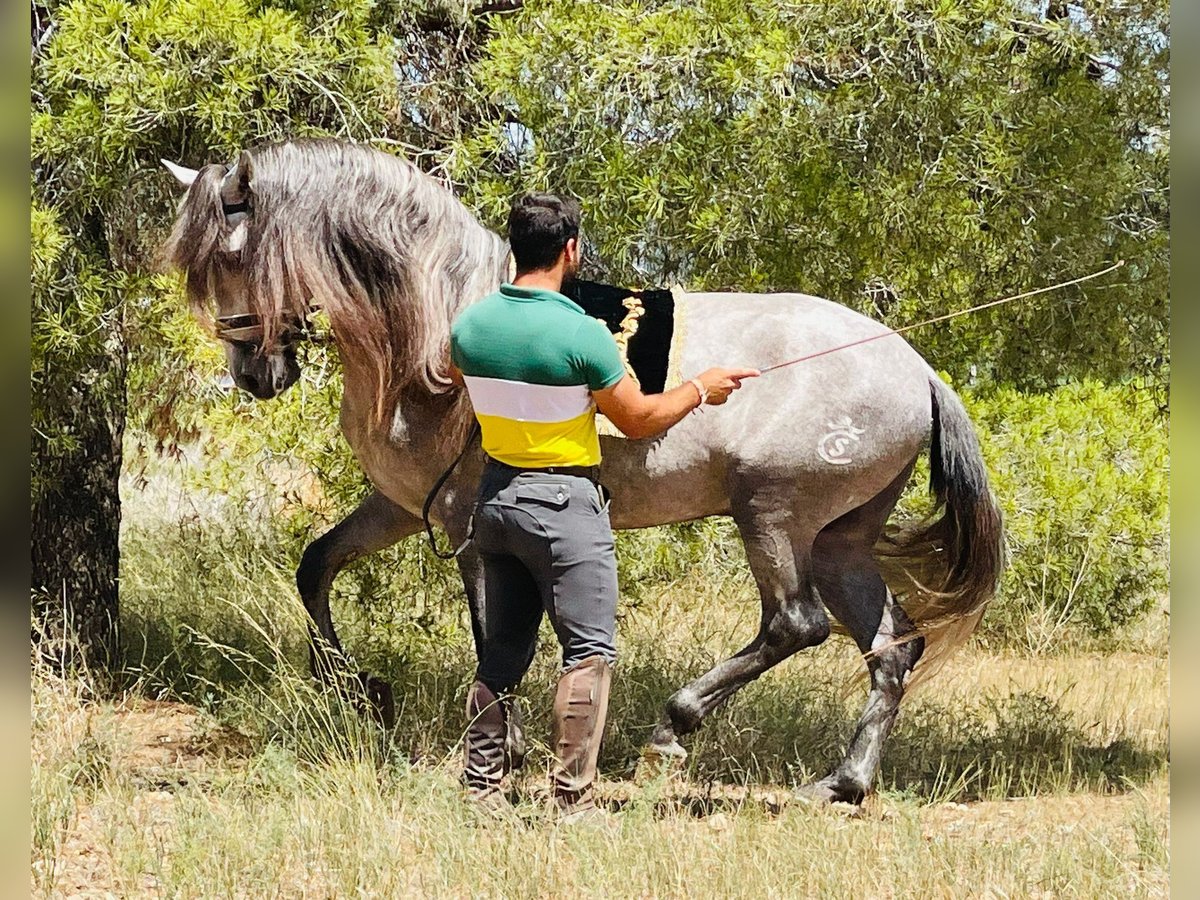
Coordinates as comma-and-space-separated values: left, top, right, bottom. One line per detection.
506, 192, 580, 271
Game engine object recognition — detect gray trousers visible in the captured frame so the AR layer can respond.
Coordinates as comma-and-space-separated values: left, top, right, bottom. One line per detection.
472, 463, 618, 692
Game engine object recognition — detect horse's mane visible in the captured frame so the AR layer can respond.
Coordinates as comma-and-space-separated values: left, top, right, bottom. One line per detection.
163, 138, 509, 432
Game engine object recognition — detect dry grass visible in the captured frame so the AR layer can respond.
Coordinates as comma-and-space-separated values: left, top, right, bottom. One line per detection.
28, 468, 1170, 898
31, 643, 1169, 898
32, 585, 1169, 898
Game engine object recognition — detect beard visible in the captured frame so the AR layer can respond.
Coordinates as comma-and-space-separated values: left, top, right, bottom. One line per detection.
561, 255, 581, 289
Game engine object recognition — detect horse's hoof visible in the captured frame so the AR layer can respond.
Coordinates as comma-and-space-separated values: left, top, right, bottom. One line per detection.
633, 755, 680, 785
793, 781, 836, 806
634, 738, 687, 784
646, 722, 688, 759
645, 737, 688, 761
794, 778, 865, 809
358, 672, 396, 731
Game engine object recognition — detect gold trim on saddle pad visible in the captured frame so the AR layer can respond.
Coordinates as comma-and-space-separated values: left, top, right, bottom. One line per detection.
602, 296, 646, 382
596, 285, 688, 439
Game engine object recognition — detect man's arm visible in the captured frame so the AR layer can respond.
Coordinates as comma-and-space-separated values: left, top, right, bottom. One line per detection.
593, 367, 759, 440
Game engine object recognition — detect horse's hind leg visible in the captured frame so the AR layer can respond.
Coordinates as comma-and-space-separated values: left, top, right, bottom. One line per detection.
800, 468, 924, 804
647, 488, 827, 757
296, 490, 421, 728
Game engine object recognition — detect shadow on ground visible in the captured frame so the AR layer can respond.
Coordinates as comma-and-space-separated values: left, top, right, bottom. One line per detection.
116, 610, 1167, 806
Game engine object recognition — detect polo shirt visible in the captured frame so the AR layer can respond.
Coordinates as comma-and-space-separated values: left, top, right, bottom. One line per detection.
450, 283, 627, 467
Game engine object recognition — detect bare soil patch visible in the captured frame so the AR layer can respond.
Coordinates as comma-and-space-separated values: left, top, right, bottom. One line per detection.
109, 698, 254, 786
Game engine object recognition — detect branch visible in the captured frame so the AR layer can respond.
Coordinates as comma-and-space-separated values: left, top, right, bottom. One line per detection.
789, 48, 878, 92
30, 2, 54, 65
415, 0, 524, 33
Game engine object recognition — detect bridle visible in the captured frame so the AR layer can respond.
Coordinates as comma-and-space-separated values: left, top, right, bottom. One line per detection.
215, 313, 272, 345
214, 312, 310, 348
211, 190, 310, 350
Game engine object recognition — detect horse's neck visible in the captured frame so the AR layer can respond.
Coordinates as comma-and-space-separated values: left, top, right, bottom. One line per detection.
333, 210, 505, 512
338, 361, 473, 513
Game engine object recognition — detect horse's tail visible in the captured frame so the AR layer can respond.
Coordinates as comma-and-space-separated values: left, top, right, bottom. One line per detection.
876, 375, 1005, 688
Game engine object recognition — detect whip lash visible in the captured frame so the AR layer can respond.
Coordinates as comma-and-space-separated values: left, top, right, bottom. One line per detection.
757, 260, 1125, 374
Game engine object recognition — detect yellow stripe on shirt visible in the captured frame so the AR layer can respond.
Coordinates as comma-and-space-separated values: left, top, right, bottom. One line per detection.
475, 409, 601, 467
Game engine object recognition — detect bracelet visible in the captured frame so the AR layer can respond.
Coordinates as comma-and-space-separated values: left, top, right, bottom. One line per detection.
688, 378, 708, 407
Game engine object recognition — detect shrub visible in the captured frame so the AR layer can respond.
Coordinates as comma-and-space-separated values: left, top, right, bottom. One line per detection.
906, 380, 1168, 647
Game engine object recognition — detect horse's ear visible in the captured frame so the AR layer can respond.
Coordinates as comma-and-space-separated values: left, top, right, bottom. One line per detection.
161, 159, 199, 188
219, 151, 254, 210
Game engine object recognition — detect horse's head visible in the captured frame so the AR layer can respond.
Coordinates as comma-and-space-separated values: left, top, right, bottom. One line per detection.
162, 153, 301, 400
162, 139, 512, 435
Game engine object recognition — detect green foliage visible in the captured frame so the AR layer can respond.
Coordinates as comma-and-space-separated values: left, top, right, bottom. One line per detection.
33, 0, 395, 192
614, 518, 746, 604
32, 0, 400, 487
457, 0, 1169, 391
31, 1, 1168, 662
30, 198, 127, 480
896, 380, 1168, 646
30, 0, 420, 658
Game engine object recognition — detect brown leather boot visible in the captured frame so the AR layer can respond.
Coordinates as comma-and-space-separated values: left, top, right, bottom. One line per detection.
550, 655, 613, 820
463, 681, 511, 808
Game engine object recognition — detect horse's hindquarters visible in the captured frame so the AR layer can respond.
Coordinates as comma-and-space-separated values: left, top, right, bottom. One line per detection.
602, 291, 933, 531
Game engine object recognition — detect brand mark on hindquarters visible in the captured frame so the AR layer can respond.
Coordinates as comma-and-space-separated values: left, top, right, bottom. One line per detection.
818, 417, 866, 466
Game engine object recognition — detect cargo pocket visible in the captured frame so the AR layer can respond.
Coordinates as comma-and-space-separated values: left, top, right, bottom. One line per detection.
514, 482, 571, 510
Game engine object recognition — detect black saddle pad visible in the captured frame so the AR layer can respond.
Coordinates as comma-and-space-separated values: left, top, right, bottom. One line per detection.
564, 280, 675, 395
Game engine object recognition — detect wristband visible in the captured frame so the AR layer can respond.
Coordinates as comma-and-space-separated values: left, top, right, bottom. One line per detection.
689, 378, 708, 407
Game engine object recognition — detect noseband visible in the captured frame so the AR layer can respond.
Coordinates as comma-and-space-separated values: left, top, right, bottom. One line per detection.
215, 312, 311, 348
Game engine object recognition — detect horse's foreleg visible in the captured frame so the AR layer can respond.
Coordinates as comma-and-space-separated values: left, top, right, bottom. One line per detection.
647, 499, 825, 758
296, 490, 421, 728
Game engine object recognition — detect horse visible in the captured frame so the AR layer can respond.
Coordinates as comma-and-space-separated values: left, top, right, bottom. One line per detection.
162, 137, 1003, 805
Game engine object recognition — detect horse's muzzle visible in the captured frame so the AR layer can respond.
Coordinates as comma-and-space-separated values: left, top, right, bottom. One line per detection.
229, 350, 300, 400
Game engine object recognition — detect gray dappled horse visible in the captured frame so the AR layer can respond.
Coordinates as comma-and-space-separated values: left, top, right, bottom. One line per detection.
163, 138, 1003, 805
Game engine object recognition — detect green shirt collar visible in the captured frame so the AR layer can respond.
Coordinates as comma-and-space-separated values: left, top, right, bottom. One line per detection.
499, 282, 584, 313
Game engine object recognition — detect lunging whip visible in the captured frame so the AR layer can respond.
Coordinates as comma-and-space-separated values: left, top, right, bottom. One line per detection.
756, 260, 1125, 375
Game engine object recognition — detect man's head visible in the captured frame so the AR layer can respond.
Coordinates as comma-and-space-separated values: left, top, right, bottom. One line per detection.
507, 192, 581, 284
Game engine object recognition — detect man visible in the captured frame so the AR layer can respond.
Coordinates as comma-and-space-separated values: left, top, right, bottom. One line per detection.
449, 192, 758, 821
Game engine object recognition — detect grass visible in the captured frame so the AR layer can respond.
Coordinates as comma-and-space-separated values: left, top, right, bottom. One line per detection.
30, 644, 1170, 897
29, 465, 1170, 898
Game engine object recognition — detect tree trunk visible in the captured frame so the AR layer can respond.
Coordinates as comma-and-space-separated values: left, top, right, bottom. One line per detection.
31, 258, 126, 673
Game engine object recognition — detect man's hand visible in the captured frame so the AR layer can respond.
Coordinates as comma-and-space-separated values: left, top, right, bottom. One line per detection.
693, 367, 760, 405
593, 365, 760, 440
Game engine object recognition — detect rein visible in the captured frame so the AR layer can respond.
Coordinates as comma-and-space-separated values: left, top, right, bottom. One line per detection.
421, 422, 482, 560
